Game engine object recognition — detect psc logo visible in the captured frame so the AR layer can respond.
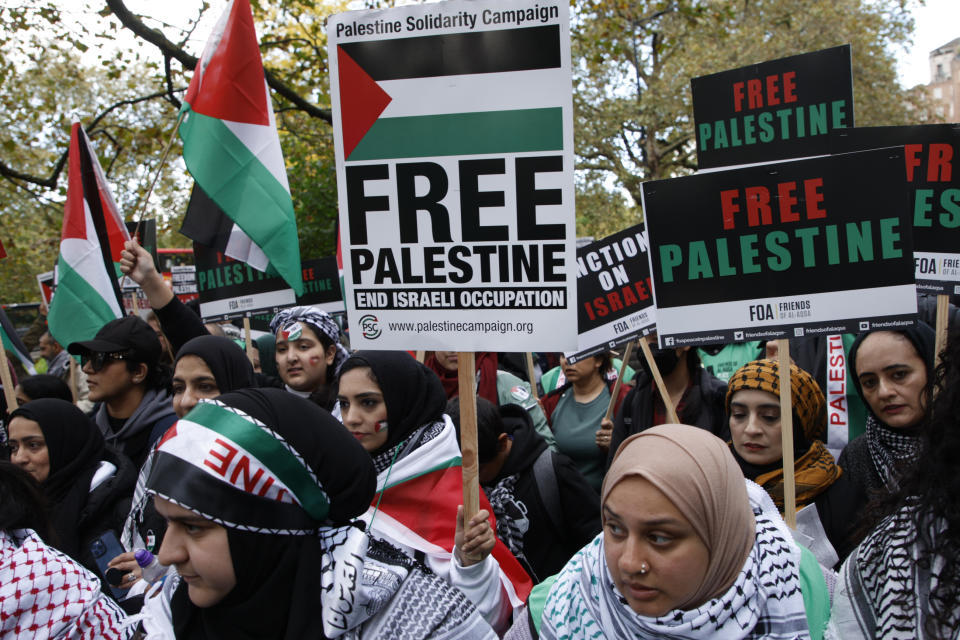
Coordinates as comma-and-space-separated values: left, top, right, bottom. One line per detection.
360, 314, 382, 339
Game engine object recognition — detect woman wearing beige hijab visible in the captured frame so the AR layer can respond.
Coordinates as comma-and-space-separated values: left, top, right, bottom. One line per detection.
508, 424, 832, 640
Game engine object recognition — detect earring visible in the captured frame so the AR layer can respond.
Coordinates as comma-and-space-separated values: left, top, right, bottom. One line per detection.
639, 562, 649, 575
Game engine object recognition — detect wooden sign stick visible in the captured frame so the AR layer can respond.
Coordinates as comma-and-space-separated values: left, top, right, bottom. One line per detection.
243, 317, 256, 367
639, 338, 680, 424
525, 352, 539, 401
69, 356, 79, 404
457, 352, 480, 522
935, 294, 949, 385
604, 340, 635, 421
777, 338, 797, 529
415, 350, 425, 363
0, 347, 17, 413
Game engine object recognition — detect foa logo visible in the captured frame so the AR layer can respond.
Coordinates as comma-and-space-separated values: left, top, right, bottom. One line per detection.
360, 314, 382, 339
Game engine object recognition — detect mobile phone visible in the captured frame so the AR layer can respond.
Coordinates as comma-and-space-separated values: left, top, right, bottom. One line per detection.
90, 530, 129, 600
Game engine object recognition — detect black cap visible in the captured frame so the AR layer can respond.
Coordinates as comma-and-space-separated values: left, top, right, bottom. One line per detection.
68, 316, 162, 365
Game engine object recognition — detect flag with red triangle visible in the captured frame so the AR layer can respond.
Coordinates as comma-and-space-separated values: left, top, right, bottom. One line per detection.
179, 0, 303, 295
48, 123, 130, 350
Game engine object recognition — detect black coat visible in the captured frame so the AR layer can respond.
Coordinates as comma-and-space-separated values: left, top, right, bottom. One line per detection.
608, 368, 728, 468
482, 404, 601, 582
73, 447, 138, 593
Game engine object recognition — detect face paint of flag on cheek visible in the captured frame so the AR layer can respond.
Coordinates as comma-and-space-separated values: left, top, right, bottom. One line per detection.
375, 421, 388, 433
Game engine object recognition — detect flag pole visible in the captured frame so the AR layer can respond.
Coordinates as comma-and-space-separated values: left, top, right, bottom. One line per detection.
133, 111, 186, 237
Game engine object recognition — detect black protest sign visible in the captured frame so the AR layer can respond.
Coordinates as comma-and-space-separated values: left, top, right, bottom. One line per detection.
193, 242, 296, 322
692, 45, 853, 170
170, 265, 199, 303
831, 124, 960, 295
567, 224, 656, 362
641, 147, 916, 347
246, 257, 346, 331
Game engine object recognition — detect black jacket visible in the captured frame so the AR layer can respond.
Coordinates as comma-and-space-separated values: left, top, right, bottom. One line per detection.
73, 447, 138, 597
482, 404, 601, 582
608, 368, 728, 467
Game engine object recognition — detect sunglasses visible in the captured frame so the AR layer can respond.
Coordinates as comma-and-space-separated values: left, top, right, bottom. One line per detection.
81, 350, 134, 372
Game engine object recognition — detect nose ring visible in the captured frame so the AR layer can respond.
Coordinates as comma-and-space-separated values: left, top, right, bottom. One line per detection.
639, 562, 649, 575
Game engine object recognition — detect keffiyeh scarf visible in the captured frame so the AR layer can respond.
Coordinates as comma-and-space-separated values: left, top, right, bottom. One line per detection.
865, 414, 921, 492
834, 503, 958, 640
318, 523, 493, 639
540, 482, 811, 640
1, 529, 132, 640
269, 306, 350, 374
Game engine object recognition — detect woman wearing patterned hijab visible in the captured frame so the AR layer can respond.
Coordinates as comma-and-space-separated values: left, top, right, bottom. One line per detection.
839, 324, 935, 500
512, 424, 826, 640
726, 359, 864, 567
137, 388, 496, 639
268, 306, 350, 409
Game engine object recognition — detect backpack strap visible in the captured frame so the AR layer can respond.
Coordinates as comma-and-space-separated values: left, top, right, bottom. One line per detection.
532, 449, 563, 534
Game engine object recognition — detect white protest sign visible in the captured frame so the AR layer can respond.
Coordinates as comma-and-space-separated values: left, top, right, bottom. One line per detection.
328, 0, 577, 351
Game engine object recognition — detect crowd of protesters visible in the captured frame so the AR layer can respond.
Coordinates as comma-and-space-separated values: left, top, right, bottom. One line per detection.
0, 238, 957, 639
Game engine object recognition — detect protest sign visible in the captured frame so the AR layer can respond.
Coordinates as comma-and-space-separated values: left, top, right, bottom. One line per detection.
692, 45, 853, 170
170, 265, 199, 304
328, 0, 577, 351
567, 224, 656, 363
641, 147, 917, 347
831, 124, 960, 295
193, 242, 296, 322
246, 257, 346, 331
36, 271, 55, 306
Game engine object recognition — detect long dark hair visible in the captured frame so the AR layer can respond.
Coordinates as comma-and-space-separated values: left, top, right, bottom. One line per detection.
871, 328, 960, 637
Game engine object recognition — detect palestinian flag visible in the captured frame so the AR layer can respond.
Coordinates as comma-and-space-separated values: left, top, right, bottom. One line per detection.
0, 306, 35, 375
368, 417, 533, 606
336, 24, 564, 162
179, 0, 303, 295
48, 123, 128, 350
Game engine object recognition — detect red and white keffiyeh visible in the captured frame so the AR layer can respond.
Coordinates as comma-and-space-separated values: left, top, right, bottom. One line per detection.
0, 529, 132, 639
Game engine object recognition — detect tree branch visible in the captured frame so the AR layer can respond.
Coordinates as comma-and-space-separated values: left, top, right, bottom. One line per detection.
104, 0, 332, 123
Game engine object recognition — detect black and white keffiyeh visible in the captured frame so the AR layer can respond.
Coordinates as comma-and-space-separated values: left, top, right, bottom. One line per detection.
864, 414, 921, 492
540, 481, 811, 640
829, 503, 959, 640
269, 306, 350, 374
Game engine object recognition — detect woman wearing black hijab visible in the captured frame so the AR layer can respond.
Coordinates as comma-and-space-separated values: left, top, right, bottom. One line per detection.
839, 323, 936, 502
171, 335, 257, 419
6, 398, 136, 589
137, 388, 496, 639
116, 335, 259, 566
336, 351, 532, 634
